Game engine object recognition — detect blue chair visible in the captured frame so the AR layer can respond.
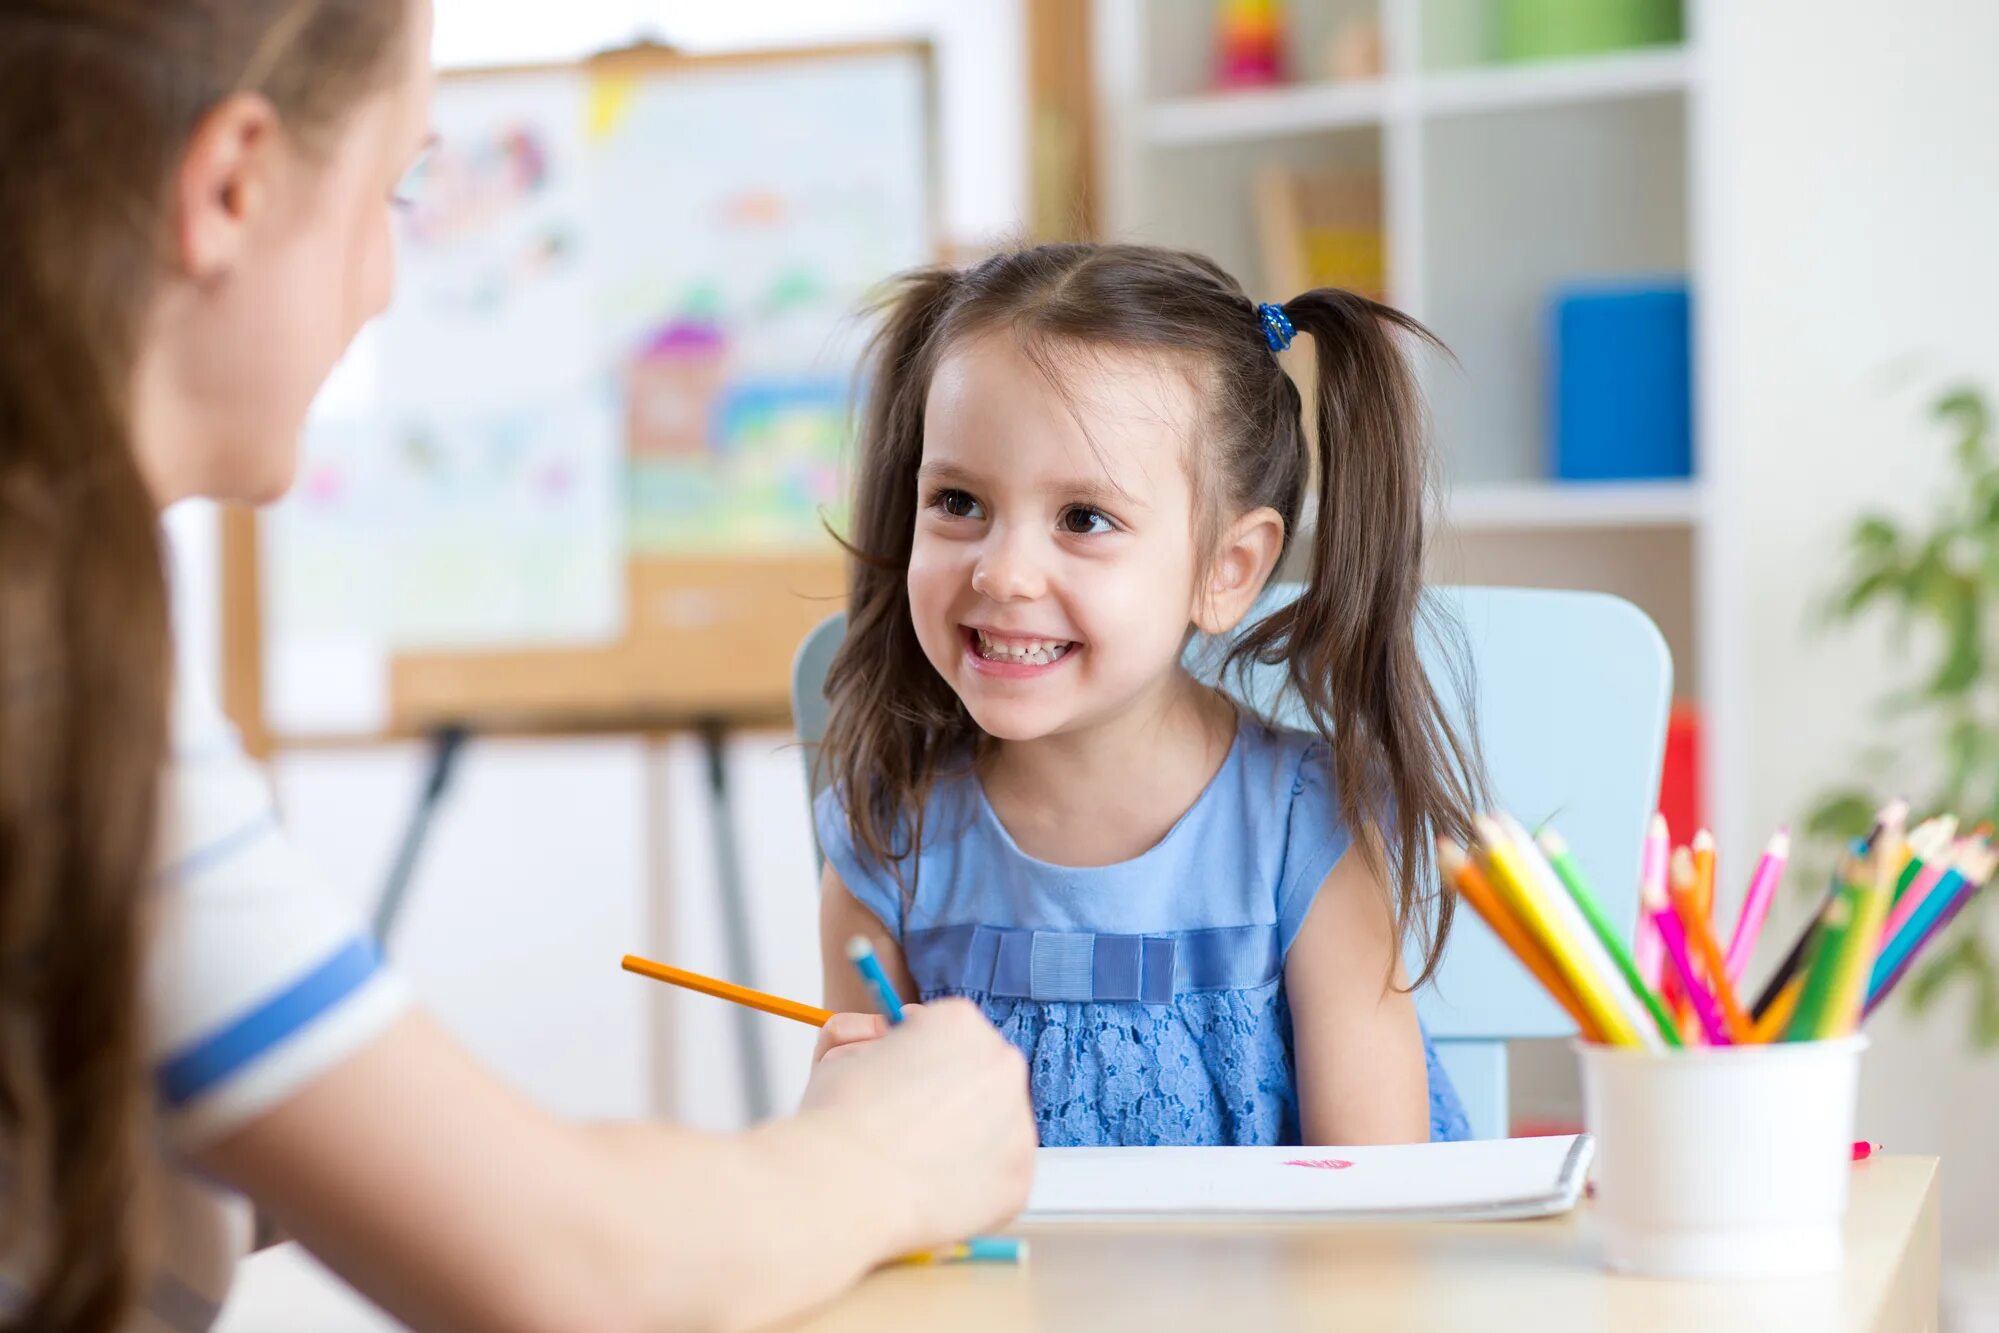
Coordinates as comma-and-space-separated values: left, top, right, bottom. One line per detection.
791, 585, 1672, 1140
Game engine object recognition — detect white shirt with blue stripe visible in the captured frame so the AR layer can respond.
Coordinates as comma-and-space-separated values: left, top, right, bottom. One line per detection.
19, 671, 411, 1331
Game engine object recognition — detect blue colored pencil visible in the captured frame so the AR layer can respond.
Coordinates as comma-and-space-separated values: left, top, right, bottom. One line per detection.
893, 1237, 1029, 1266
848, 936, 906, 1024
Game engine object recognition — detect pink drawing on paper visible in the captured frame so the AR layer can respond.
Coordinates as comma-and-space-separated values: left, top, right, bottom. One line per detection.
1284, 1158, 1354, 1170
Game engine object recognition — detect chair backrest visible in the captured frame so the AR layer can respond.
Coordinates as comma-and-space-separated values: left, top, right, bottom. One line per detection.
791, 585, 1672, 1139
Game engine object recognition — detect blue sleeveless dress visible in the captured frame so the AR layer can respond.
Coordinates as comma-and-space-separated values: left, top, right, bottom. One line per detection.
815, 714, 1471, 1147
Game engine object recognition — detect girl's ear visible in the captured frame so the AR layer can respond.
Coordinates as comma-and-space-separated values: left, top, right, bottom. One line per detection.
1193, 505, 1285, 636
173, 93, 281, 281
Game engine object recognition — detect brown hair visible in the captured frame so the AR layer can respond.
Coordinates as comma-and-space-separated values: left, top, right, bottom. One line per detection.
822, 242, 1483, 980
0, 4, 408, 1328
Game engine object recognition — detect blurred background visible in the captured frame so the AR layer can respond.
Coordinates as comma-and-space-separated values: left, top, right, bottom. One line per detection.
177, 2, 1999, 1326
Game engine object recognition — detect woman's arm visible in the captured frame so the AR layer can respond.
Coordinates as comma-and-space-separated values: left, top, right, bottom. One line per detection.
1284, 831, 1432, 1145
203, 1003, 1032, 1333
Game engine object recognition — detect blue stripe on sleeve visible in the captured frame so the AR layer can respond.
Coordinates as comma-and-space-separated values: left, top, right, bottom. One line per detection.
156, 936, 382, 1108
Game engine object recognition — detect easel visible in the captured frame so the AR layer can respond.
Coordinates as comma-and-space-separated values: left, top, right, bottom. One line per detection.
223, 38, 935, 1123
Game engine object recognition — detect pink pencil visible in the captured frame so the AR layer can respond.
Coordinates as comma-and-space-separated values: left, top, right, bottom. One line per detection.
1645, 857, 1730, 1045
1636, 813, 1668, 988
1723, 827, 1789, 984
1879, 853, 1951, 945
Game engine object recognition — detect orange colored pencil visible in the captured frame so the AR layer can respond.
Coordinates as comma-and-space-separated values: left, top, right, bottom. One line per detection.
1440, 839, 1605, 1042
1670, 848, 1753, 1042
621, 954, 833, 1027
1750, 975, 1803, 1043
1692, 829, 1717, 923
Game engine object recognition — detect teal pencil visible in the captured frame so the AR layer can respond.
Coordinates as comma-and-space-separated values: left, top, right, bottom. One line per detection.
848, 936, 906, 1024
893, 1237, 1029, 1266
1537, 829, 1682, 1047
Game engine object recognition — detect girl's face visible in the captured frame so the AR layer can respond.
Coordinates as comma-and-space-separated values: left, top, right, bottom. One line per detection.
136, 0, 436, 506
907, 333, 1211, 742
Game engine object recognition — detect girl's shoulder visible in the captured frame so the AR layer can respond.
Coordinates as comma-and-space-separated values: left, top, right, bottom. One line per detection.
811, 761, 986, 936
1228, 716, 1351, 953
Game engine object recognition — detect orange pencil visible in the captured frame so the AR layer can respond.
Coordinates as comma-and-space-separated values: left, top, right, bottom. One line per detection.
1750, 974, 1804, 1043
622, 954, 834, 1027
1670, 848, 1753, 1042
1691, 829, 1717, 923
1440, 839, 1605, 1042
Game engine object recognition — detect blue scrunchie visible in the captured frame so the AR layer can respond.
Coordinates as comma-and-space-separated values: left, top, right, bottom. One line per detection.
1256, 302, 1295, 353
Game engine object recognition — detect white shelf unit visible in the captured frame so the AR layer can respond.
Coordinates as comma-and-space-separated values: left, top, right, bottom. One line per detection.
1094, 0, 1729, 829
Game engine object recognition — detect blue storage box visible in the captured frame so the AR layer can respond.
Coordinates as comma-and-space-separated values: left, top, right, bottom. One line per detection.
1548, 279, 1692, 481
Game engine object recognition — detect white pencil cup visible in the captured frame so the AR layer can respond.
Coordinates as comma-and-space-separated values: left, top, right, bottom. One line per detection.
1576, 1036, 1866, 1279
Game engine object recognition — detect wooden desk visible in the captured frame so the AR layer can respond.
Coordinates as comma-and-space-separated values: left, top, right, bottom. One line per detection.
794, 1157, 1939, 1332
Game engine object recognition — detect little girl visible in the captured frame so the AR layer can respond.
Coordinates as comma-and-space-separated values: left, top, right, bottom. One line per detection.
812, 243, 1483, 1147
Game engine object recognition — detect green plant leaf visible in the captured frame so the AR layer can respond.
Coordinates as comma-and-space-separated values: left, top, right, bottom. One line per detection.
1907, 934, 1976, 1014
1938, 387, 1991, 472
1928, 577, 1983, 695
1805, 791, 1880, 841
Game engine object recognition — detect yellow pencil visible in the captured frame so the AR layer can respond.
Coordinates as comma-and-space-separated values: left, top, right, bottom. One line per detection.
1820, 813, 1902, 1036
1473, 817, 1646, 1047
1441, 839, 1605, 1042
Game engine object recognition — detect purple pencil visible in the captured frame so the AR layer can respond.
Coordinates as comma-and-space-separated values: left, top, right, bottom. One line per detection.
1864, 847, 1997, 1017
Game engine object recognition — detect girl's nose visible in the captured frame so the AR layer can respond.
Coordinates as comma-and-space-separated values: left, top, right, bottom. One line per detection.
971, 526, 1048, 603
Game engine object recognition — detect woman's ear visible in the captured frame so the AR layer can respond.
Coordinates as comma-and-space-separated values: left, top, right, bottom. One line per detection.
173, 93, 281, 282
1192, 506, 1285, 636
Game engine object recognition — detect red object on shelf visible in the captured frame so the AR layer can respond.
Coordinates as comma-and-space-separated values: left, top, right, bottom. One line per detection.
1659, 703, 1704, 840
1214, 0, 1288, 89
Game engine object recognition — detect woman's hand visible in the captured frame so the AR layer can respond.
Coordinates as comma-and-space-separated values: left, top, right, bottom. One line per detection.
795, 998, 1035, 1251
811, 1010, 892, 1064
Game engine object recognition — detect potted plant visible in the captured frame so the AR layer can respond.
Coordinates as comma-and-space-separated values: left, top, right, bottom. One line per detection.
1806, 386, 1999, 1044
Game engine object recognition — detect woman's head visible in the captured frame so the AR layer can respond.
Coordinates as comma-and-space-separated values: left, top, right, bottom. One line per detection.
824, 242, 1481, 971
0, 3, 425, 1327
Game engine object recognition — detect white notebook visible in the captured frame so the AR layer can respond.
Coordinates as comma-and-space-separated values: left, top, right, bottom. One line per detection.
1023, 1133, 1593, 1224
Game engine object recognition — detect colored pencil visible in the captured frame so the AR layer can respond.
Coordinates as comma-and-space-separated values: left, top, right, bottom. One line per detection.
1723, 828, 1788, 984
621, 954, 833, 1027
848, 936, 907, 1024
1499, 815, 1663, 1050
1691, 829, 1717, 923
1669, 847, 1752, 1042
1442, 839, 1604, 1042
1867, 845, 1997, 1015
1852, 1141, 1881, 1162
1817, 814, 1901, 1036
1473, 817, 1646, 1047
1635, 813, 1668, 989
1785, 860, 1868, 1041
1643, 860, 1730, 1045
1751, 799, 1907, 1020
1897, 817, 1956, 899
1878, 818, 1958, 944
892, 1237, 1028, 1266
1749, 975, 1803, 1043
1535, 829, 1680, 1046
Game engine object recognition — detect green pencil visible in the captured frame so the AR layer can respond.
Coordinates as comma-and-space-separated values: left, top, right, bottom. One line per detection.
1785, 866, 1862, 1041
1536, 829, 1682, 1048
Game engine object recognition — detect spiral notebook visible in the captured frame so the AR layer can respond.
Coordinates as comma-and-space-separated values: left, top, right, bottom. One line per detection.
1022, 1133, 1593, 1224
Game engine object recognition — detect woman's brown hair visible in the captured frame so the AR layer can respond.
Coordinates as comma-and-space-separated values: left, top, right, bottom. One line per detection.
822, 242, 1483, 980
0, 4, 408, 1328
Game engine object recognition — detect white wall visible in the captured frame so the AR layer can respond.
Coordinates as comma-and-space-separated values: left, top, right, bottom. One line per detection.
1703, 0, 1999, 1266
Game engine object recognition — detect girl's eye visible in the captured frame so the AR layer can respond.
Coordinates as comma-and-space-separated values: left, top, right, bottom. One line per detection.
1059, 505, 1114, 536
933, 488, 984, 520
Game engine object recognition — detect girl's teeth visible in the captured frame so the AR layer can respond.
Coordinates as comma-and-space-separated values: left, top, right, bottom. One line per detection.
975, 631, 1071, 666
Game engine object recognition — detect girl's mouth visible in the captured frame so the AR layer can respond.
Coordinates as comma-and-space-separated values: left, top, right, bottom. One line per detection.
963, 626, 1078, 676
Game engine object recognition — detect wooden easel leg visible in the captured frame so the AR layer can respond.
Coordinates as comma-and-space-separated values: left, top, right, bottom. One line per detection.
699, 718, 773, 1123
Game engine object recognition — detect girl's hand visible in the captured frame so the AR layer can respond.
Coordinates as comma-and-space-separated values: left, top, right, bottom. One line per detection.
812, 1010, 895, 1064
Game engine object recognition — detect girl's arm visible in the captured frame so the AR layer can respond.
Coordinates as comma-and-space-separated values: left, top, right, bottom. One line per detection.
202, 1004, 1032, 1333
819, 863, 916, 1013
1284, 830, 1433, 1145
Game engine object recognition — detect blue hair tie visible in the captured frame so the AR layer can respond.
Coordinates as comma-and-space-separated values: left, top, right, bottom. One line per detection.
1256, 302, 1295, 353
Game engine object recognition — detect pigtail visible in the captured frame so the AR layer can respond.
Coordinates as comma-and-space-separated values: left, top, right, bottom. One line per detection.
1230, 290, 1483, 987
821, 267, 971, 893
